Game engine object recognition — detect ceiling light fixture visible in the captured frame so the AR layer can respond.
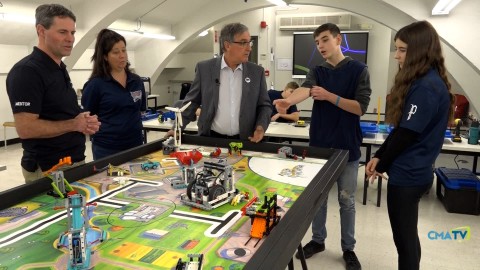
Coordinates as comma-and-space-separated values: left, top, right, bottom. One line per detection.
198, 30, 208, 37
432, 0, 462, 15
109, 1, 175, 40
109, 28, 175, 40
267, 0, 287, 7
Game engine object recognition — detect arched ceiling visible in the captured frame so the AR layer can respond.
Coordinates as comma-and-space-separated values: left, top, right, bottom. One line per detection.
1, 0, 478, 112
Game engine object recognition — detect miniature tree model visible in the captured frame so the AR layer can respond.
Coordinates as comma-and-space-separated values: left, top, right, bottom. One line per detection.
165, 101, 192, 146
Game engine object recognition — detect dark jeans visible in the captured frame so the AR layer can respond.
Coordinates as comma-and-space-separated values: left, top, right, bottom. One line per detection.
387, 183, 431, 270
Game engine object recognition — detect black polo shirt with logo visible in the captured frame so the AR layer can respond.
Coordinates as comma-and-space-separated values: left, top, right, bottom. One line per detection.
6, 46, 85, 171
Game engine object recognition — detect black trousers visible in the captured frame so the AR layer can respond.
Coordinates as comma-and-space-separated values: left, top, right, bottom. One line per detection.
209, 130, 240, 139
387, 183, 431, 270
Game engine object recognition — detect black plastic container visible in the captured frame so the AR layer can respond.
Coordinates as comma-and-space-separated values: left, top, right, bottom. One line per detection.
435, 167, 480, 215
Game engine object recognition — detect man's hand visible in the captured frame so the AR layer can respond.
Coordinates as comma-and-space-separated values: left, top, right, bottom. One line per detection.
75, 112, 101, 135
248, 126, 265, 143
164, 129, 174, 139
271, 113, 281, 122
273, 99, 290, 114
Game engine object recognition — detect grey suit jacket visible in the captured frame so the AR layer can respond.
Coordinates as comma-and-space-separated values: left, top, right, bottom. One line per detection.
181, 57, 272, 140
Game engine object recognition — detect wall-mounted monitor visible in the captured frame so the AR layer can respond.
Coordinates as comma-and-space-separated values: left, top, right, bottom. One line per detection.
292, 31, 369, 78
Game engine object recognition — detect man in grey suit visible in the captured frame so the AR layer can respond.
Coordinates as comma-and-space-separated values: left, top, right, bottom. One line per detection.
167, 23, 272, 142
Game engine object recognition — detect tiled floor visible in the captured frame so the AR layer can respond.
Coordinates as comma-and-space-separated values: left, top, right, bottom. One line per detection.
0, 133, 479, 269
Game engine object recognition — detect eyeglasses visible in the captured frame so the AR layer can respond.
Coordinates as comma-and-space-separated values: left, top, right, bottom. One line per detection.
231, 40, 254, 48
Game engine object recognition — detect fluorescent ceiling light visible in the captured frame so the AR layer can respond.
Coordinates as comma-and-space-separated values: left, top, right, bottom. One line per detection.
143, 32, 176, 40
432, 0, 462, 15
0, 13, 35, 24
198, 30, 208, 37
268, 0, 287, 7
275, 5, 299, 11
109, 28, 175, 40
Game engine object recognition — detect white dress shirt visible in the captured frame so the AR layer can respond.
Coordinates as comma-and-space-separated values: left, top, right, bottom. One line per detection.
211, 55, 243, 136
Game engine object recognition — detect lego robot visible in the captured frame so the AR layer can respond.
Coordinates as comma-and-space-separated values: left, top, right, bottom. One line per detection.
180, 158, 237, 210
56, 193, 107, 270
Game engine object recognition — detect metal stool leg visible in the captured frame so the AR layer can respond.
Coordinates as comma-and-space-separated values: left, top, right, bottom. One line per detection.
296, 243, 308, 270
377, 175, 382, 207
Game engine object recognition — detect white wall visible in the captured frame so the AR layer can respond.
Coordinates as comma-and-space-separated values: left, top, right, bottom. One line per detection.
155, 6, 394, 120
0, 44, 30, 140
70, 48, 137, 91
149, 52, 213, 105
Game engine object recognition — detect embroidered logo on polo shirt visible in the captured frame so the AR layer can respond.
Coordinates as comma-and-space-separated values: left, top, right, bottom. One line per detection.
15, 102, 31, 107
131, 90, 142, 103
407, 104, 417, 120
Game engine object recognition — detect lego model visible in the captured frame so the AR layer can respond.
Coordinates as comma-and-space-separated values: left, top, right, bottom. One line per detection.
159, 111, 175, 123
170, 149, 203, 187
210, 147, 222, 158
228, 142, 243, 156
175, 254, 203, 270
277, 146, 306, 160
453, 118, 462, 142
244, 194, 281, 247
278, 146, 298, 160
56, 192, 107, 270
141, 160, 160, 171
113, 176, 129, 186
170, 149, 203, 166
180, 158, 237, 210
167, 176, 187, 189
294, 120, 308, 127
107, 164, 130, 176
165, 101, 192, 146
162, 136, 176, 155
279, 165, 304, 178
44, 157, 74, 198
93, 163, 130, 176
231, 191, 249, 206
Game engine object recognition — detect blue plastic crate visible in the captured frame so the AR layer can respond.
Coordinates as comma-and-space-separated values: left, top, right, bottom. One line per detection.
360, 122, 378, 135
377, 124, 394, 134
445, 130, 453, 139
376, 125, 452, 139
141, 112, 160, 121
435, 167, 480, 191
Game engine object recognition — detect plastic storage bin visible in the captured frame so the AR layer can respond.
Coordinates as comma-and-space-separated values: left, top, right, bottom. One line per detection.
435, 167, 480, 215
360, 122, 378, 138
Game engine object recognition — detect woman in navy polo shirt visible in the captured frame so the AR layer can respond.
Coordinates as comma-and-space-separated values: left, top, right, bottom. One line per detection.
82, 29, 146, 160
366, 21, 455, 270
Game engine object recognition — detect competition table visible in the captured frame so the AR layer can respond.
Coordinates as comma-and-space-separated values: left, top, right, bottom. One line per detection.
0, 135, 348, 270
143, 120, 480, 206
142, 119, 378, 146
142, 120, 381, 205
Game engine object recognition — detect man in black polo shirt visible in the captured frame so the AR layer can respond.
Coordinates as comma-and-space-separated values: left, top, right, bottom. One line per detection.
6, 4, 101, 183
